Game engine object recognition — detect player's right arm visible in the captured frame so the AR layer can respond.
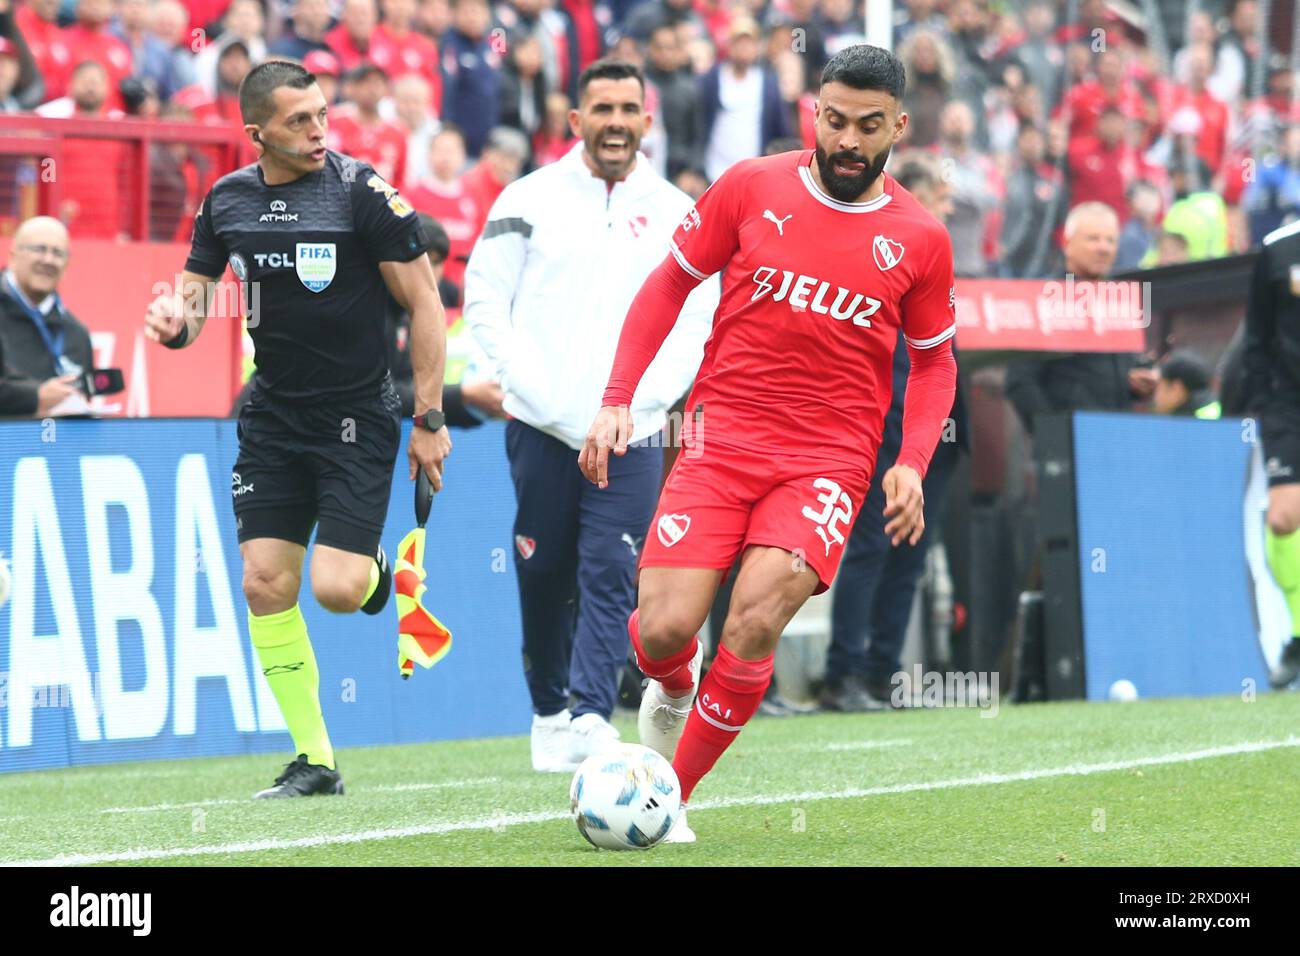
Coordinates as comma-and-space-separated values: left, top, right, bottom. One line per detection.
579, 164, 745, 488
144, 269, 221, 347
147, 191, 227, 348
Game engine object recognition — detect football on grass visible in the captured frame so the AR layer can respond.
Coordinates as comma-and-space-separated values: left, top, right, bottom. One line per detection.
569, 744, 681, 850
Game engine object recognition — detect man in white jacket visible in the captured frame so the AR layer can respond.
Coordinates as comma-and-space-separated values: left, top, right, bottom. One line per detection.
464, 59, 717, 772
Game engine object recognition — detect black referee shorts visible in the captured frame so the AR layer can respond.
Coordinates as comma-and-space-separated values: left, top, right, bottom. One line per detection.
232, 378, 402, 555
1261, 401, 1300, 488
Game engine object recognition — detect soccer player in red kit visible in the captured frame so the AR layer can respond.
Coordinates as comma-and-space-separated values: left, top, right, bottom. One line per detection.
579, 45, 957, 843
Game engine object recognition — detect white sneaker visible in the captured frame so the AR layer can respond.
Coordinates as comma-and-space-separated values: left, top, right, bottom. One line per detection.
568, 712, 621, 762
663, 807, 696, 844
638, 641, 704, 760
531, 709, 579, 773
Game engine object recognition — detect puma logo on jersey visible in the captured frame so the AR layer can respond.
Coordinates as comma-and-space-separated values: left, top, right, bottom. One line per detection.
621, 533, 643, 556
656, 513, 690, 548
750, 267, 881, 327
763, 209, 793, 235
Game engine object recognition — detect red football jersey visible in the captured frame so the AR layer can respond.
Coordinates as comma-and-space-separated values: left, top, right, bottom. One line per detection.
326, 107, 408, 188
669, 150, 956, 472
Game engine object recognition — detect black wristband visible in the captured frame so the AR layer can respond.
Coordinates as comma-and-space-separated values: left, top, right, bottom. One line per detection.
162, 322, 190, 349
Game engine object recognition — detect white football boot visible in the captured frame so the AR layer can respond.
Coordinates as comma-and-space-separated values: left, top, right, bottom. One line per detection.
568, 712, 622, 762
664, 808, 697, 844
638, 641, 704, 760
531, 709, 579, 773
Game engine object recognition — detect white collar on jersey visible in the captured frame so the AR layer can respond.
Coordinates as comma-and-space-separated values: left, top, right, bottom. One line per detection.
798, 161, 893, 213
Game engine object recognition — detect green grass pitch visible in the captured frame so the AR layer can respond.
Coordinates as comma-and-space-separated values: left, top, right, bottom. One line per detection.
1, 692, 1297, 866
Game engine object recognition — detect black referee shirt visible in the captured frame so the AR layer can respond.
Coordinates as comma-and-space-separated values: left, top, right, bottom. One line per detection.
185, 151, 431, 403
1243, 220, 1300, 414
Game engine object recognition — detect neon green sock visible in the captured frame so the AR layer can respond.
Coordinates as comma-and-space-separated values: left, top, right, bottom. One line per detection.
361, 558, 381, 606
249, 604, 335, 769
1265, 528, 1300, 635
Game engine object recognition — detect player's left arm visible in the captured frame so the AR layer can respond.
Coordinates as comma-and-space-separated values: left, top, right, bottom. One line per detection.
353, 164, 452, 489
886, 232, 959, 546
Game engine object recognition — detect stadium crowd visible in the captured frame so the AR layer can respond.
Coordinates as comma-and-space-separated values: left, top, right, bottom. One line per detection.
0, 0, 1296, 292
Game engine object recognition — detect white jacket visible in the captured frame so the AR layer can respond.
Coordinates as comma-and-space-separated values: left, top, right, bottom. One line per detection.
463, 142, 719, 450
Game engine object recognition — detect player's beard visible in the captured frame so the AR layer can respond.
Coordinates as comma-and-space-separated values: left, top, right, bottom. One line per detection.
583, 124, 641, 180
814, 143, 891, 203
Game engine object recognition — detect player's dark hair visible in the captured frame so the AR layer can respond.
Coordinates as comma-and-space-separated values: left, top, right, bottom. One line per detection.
239, 60, 317, 126
820, 44, 905, 99
577, 58, 645, 101
419, 213, 451, 263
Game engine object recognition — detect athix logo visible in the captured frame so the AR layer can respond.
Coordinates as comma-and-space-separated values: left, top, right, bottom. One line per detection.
762, 209, 792, 235
750, 267, 881, 327
260, 199, 299, 223
515, 535, 536, 560
656, 513, 690, 548
50, 886, 152, 936
231, 472, 255, 497
872, 235, 904, 271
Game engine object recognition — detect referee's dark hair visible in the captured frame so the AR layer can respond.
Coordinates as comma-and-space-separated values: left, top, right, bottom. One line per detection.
239, 60, 317, 126
577, 57, 644, 101
821, 44, 906, 99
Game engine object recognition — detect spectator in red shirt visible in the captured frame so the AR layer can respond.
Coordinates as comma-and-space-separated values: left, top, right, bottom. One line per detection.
531, 89, 573, 167
44, 61, 128, 238
1067, 104, 1133, 220
391, 71, 437, 187
326, 0, 392, 73
374, 0, 442, 110
1167, 43, 1229, 175
60, 0, 133, 111
461, 125, 528, 231
1058, 48, 1143, 140
327, 62, 408, 186
16, 0, 70, 101
302, 48, 341, 103
407, 124, 481, 291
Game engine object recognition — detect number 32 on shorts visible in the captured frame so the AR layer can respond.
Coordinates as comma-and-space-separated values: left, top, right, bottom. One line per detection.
802, 478, 853, 556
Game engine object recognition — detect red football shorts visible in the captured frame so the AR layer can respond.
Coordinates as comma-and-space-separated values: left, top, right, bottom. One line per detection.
639, 448, 871, 594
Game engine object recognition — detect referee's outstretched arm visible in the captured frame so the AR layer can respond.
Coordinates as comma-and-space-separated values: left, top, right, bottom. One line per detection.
381, 255, 452, 489
143, 270, 221, 349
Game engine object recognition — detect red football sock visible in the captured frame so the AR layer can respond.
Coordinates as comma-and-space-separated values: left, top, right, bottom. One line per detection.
672, 643, 773, 803
628, 609, 698, 695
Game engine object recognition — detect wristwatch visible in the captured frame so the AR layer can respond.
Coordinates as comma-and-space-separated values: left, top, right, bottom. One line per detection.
413, 409, 446, 431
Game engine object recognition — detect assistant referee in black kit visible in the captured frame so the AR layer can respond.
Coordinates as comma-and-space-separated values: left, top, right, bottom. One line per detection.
1242, 218, 1300, 690
143, 61, 452, 798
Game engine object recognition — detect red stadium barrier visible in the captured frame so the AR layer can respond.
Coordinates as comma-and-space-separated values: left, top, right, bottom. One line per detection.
0, 237, 243, 417
0, 116, 246, 242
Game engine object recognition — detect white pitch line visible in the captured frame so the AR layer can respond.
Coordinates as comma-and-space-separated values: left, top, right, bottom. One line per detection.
5, 736, 1295, 867
816, 739, 913, 752
98, 777, 501, 815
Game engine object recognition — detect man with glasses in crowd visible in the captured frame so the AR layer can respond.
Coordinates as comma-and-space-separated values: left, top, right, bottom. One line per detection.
0, 216, 92, 417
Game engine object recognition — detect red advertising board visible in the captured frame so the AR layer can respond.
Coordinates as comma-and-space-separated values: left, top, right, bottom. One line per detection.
0, 238, 242, 417
954, 277, 1149, 353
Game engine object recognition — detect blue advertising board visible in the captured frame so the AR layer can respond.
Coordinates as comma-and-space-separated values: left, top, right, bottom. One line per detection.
0, 419, 531, 773
1072, 413, 1282, 700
